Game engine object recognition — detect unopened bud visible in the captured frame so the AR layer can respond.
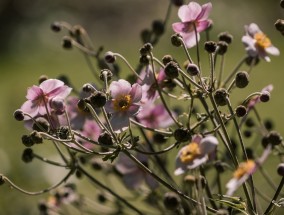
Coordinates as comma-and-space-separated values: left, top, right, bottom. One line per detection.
32, 117, 50, 132
267, 131, 282, 146
62, 36, 72, 49
171, 34, 182, 47
100, 69, 113, 82
235, 71, 249, 88
152, 20, 164, 36
90, 91, 107, 108
204, 41, 217, 53
141, 29, 151, 43
50, 98, 65, 114
186, 63, 200, 76
216, 41, 228, 55
163, 192, 181, 211
104, 51, 116, 63
51, 22, 61, 32
218, 32, 233, 44
38, 75, 48, 84
14, 109, 25, 121
171, 0, 184, 7
22, 134, 34, 147
30, 131, 43, 144
260, 91, 270, 103
235, 105, 247, 117
22, 148, 34, 163
164, 61, 179, 79
277, 163, 284, 176
214, 88, 228, 106
98, 132, 113, 146
174, 127, 191, 142
162, 55, 173, 65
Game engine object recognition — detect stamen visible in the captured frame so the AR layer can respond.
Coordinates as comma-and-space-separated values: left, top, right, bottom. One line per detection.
233, 160, 255, 179
180, 142, 201, 163
254, 32, 271, 49
113, 95, 132, 112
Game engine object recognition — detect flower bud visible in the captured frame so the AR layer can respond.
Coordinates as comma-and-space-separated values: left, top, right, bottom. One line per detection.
38, 75, 48, 84
277, 163, 284, 176
204, 41, 217, 53
216, 41, 228, 55
164, 61, 179, 79
171, 0, 184, 7
50, 97, 65, 114
14, 109, 25, 121
235, 105, 247, 117
218, 32, 233, 44
57, 126, 70, 139
104, 51, 116, 63
30, 131, 43, 144
267, 131, 282, 146
141, 29, 151, 43
22, 134, 34, 147
38, 201, 48, 213
244, 130, 252, 138
215, 161, 225, 173
62, 36, 72, 49
90, 91, 107, 108
77, 99, 87, 112
143, 43, 153, 52
98, 132, 113, 146
171, 34, 182, 47
261, 136, 269, 148
91, 160, 103, 170
32, 117, 50, 132
264, 119, 274, 130
139, 47, 148, 56
51, 22, 61, 32
260, 91, 270, 103
213, 88, 228, 106
82, 84, 94, 93
174, 127, 191, 142
245, 56, 259, 66
139, 55, 150, 65
245, 118, 255, 127
163, 192, 181, 211
153, 133, 167, 144
186, 63, 200, 76
152, 20, 164, 36
275, 19, 284, 33
100, 69, 113, 82
162, 55, 173, 65
281, 0, 284, 8
22, 148, 34, 163
235, 71, 249, 88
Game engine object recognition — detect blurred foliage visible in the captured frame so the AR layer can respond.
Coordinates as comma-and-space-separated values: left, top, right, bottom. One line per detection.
0, 0, 283, 214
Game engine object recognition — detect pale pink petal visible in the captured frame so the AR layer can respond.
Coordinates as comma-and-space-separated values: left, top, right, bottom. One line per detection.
178, 2, 202, 22
26, 86, 43, 100
116, 154, 137, 174
186, 156, 208, 169
127, 104, 141, 116
192, 135, 202, 144
21, 100, 39, 117
39, 79, 64, 94
196, 20, 211, 32
265, 46, 280, 56
246, 23, 261, 37
182, 32, 200, 48
110, 113, 129, 132
199, 136, 218, 154
110, 80, 131, 99
172, 22, 188, 33
129, 83, 142, 103
48, 85, 72, 98
196, 3, 212, 20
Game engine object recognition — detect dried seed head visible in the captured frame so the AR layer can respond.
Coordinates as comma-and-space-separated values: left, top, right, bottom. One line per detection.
213, 88, 228, 106
171, 34, 182, 47
235, 105, 247, 117
163, 192, 181, 211
235, 71, 249, 88
90, 91, 107, 108
218, 32, 233, 44
104, 51, 116, 63
164, 61, 179, 79
174, 127, 191, 142
204, 41, 217, 53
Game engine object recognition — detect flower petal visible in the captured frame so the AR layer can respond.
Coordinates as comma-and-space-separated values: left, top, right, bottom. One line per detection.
265, 46, 280, 56
39, 79, 64, 94
21, 100, 39, 118
110, 80, 131, 99
196, 20, 212, 32
196, 2, 212, 20
178, 2, 202, 22
26, 86, 43, 100
129, 83, 142, 103
110, 113, 130, 132
122, 171, 144, 189
199, 135, 218, 154
172, 22, 188, 33
182, 32, 200, 48
246, 23, 261, 37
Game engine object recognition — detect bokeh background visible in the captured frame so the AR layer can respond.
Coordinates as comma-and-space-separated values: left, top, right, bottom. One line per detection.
0, 0, 283, 214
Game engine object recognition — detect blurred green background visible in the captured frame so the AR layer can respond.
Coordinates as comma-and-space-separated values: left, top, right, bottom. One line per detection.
0, 0, 283, 214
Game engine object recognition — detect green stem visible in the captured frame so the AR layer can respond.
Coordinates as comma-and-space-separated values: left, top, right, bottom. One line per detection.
264, 177, 284, 214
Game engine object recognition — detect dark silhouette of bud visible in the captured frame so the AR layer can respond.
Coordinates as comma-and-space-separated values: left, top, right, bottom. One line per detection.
164, 61, 179, 79
51, 22, 61, 32
0, 175, 5, 185
218, 32, 233, 44
77, 99, 87, 112
139, 47, 148, 56
215, 161, 225, 173
30, 131, 43, 144
260, 91, 270, 102
22, 134, 34, 147
171, 0, 184, 7
152, 20, 164, 36
235, 105, 247, 117
38, 201, 48, 213
171, 34, 182, 47
139, 55, 150, 65
153, 133, 167, 144
14, 109, 25, 121
267, 131, 282, 146
204, 41, 217, 53
245, 56, 259, 66
163, 192, 181, 210
32, 117, 50, 132
217, 41, 228, 55
22, 148, 34, 163
38, 75, 48, 84
277, 163, 284, 176
281, 0, 284, 8
174, 127, 191, 142
275, 19, 284, 33
235, 71, 249, 88
186, 63, 200, 76
90, 91, 107, 108
98, 193, 107, 203
245, 118, 255, 128
264, 119, 274, 130
98, 132, 113, 146
100, 69, 113, 82
243, 130, 252, 138
82, 84, 94, 93
62, 36, 72, 49
214, 88, 228, 106
141, 29, 151, 43
104, 51, 116, 63
261, 136, 270, 148
144, 43, 153, 52
245, 147, 254, 159
162, 55, 173, 65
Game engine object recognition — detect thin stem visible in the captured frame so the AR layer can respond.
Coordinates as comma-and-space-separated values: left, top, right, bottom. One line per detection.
264, 177, 284, 214
130, 119, 172, 136
134, 142, 178, 155
33, 153, 69, 167
78, 165, 144, 215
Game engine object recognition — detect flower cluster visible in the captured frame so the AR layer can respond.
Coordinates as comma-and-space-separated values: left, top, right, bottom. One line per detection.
3, 1, 284, 215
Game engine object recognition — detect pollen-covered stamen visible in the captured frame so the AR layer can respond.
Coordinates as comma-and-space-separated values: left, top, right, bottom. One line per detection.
180, 142, 201, 163
254, 32, 271, 49
233, 160, 255, 179
113, 95, 132, 112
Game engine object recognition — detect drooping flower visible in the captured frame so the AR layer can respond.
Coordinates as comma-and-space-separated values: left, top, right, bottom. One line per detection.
115, 153, 159, 190
136, 103, 174, 128
175, 135, 218, 175
172, 2, 212, 48
247, 84, 273, 111
242, 23, 280, 62
105, 79, 142, 132
226, 160, 256, 196
21, 79, 72, 119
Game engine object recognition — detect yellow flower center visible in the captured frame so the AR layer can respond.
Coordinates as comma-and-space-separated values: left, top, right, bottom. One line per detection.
233, 160, 255, 179
180, 142, 201, 163
113, 95, 132, 112
254, 32, 271, 49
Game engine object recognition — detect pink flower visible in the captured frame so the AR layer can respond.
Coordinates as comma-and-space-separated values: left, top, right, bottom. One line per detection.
115, 153, 159, 190
172, 2, 212, 48
105, 79, 142, 132
136, 103, 174, 128
175, 135, 218, 175
242, 23, 280, 62
21, 79, 72, 119
247, 84, 273, 111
